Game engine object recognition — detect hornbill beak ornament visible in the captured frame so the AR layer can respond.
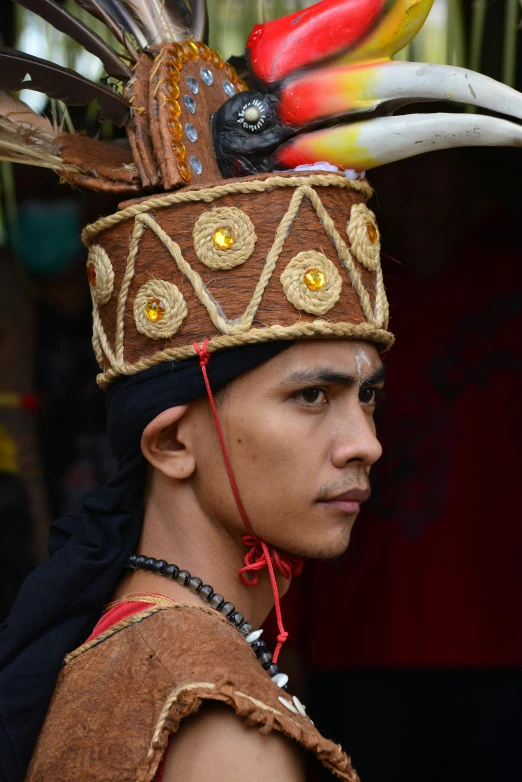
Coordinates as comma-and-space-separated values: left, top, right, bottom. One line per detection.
213, 0, 522, 178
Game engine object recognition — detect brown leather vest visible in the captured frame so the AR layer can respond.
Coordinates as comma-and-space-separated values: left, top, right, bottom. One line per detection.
26, 602, 359, 781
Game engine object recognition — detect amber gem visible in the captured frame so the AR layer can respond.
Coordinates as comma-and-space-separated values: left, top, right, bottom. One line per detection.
171, 140, 186, 160
224, 63, 237, 82
145, 298, 165, 322
168, 120, 182, 140
212, 226, 235, 250
178, 159, 192, 182
182, 40, 199, 61
87, 262, 96, 286
197, 41, 211, 61
303, 268, 326, 291
167, 64, 180, 81
237, 79, 248, 92
210, 49, 224, 69
164, 80, 180, 100
366, 220, 378, 244
167, 100, 181, 121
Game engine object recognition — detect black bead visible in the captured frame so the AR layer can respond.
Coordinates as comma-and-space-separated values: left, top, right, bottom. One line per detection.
282, 684, 289, 692
176, 570, 191, 586
209, 593, 224, 610
251, 640, 267, 656
127, 554, 138, 569
134, 555, 147, 568
266, 664, 279, 677
199, 584, 213, 601
220, 601, 235, 617
229, 612, 244, 627
238, 622, 253, 637
154, 560, 168, 574
144, 558, 157, 571
188, 577, 203, 593
164, 564, 179, 579
258, 652, 273, 668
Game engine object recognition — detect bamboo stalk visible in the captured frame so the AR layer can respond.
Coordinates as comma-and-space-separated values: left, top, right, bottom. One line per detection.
447, 0, 466, 67
503, 0, 519, 87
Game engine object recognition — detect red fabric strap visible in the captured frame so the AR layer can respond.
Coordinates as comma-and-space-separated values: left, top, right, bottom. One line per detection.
193, 340, 303, 662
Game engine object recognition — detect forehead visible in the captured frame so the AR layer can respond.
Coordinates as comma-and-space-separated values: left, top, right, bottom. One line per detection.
240, 339, 383, 387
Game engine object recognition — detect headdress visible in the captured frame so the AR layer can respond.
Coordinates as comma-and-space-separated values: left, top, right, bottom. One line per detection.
2, 1, 522, 779
4, 0, 522, 387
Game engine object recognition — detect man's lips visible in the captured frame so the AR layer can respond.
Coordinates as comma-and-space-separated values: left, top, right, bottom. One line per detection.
317, 487, 371, 514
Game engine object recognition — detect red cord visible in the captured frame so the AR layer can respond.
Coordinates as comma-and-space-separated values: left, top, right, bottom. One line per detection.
193, 340, 303, 663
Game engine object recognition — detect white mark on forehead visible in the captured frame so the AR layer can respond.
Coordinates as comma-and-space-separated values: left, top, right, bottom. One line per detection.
353, 347, 372, 382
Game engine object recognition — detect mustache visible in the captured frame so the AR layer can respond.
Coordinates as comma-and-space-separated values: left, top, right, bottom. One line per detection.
316, 475, 371, 501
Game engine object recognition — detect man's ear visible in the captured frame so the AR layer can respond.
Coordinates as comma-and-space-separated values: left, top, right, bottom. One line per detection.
140, 405, 195, 479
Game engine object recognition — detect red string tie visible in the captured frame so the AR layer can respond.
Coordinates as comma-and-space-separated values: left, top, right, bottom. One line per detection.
193, 339, 304, 664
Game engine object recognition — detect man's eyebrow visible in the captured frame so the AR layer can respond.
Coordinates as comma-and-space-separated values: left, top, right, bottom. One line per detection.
282, 363, 386, 388
360, 364, 387, 387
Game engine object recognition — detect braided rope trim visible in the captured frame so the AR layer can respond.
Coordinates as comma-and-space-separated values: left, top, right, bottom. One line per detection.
81, 174, 373, 245
87, 245, 114, 305
63, 607, 166, 664
146, 685, 358, 781
346, 203, 381, 271
97, 321, 395, 388
281, 252, 342, 316
133, 279, 188, 339
193, 207, 257, 269
96, 183, 384, 377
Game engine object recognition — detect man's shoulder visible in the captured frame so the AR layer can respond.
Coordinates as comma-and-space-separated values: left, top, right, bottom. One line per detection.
27, 603, 356, 782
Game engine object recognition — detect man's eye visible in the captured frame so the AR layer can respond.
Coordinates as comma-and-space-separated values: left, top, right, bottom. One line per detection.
297, 388, 326, 405
359, 387, 377, 405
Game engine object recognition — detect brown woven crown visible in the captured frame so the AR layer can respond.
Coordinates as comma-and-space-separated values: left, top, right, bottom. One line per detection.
83, 170, 394, 388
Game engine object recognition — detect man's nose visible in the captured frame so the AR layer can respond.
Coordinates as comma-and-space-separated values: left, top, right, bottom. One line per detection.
330, 405, 383, 469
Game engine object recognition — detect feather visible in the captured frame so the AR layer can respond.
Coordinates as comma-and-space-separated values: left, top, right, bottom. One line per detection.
187, 0, 207, 41
13, 0, 132, 80
0, 46, 130, 126
0, 90, 55, 137
122, 0, 189, 44
71, 0, 148, 50
0, 107, 80, 172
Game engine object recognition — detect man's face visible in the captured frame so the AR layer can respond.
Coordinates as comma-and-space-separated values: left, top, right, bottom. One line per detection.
190, 339, 385, 559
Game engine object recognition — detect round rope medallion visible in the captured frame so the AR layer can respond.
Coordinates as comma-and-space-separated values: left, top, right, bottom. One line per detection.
280, 252, 342, 316
133, 279, 187, 339
346, 203, 381, 271
193, 207, 257, 270
87, 245, 114, 305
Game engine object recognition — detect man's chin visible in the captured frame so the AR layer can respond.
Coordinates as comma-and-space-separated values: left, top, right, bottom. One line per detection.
280, 527, 354, 562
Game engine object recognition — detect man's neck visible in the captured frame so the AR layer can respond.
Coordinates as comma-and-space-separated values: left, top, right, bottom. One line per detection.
113, 475, 290, 630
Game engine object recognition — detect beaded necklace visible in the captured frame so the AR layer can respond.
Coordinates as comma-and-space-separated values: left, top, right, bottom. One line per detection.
127, 554, 290, 690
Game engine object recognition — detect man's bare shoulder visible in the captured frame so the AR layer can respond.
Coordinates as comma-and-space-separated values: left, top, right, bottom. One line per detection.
162, 702, 305, 781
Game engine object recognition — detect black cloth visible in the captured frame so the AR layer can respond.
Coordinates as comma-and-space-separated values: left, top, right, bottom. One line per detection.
0, 342, 291, 782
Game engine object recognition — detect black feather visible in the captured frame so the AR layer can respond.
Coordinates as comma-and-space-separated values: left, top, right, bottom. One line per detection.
0, 46, 130, 126
13, 0, 132, 80
72, 0, 148, 50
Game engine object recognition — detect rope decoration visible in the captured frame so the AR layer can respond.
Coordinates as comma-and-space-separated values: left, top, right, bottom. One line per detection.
133, 279, 188, 339
281, 251, 342, 316
346, 203, 381, 271
193, 207, 257, 270
87, 245, 114, 305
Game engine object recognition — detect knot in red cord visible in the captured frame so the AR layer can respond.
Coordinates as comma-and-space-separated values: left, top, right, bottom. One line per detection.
277, 631, 289, 644
239, 534, 304, 586
193, 339, 211, 367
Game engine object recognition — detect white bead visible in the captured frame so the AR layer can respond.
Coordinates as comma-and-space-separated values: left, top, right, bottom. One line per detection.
278, 696, 298, 715
244, 105, 261, 123
292, 695, 307, 718
271, 673, 289, 688
245, 629, 263, 644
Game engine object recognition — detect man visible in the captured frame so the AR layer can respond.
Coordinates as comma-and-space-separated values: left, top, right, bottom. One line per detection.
2, 1, 522, 780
